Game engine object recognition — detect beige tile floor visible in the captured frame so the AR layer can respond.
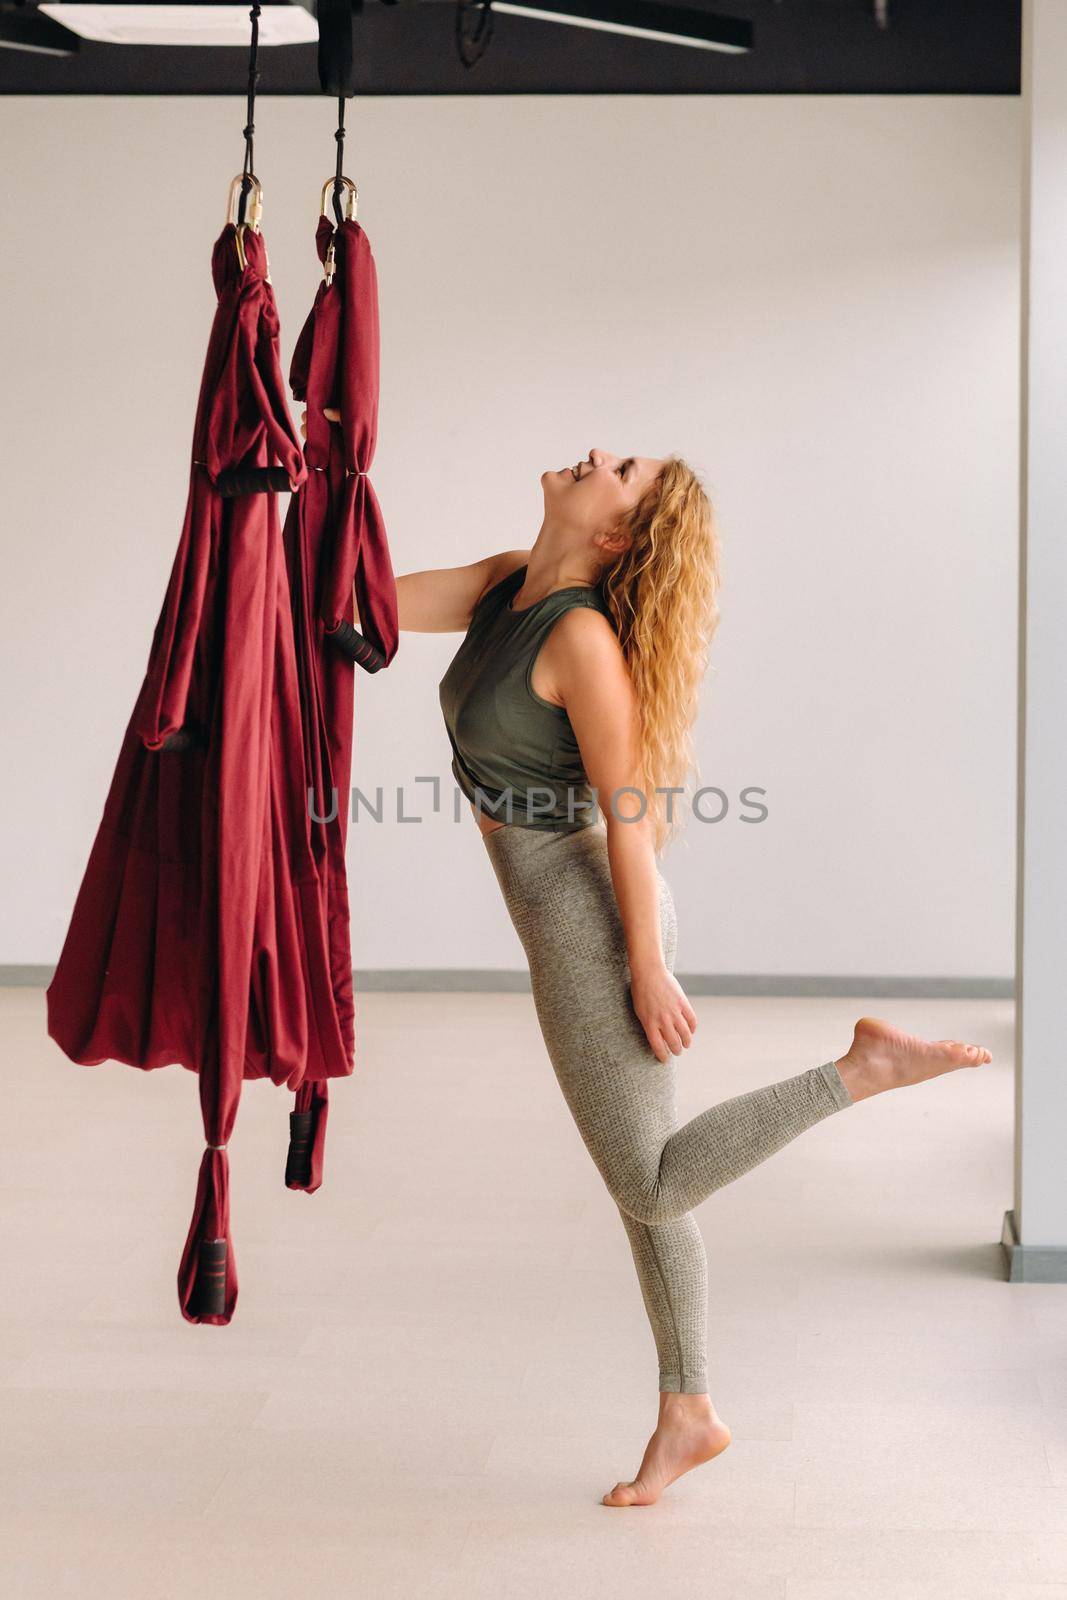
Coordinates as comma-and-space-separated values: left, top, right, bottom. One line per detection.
3, 986, 1066, 1600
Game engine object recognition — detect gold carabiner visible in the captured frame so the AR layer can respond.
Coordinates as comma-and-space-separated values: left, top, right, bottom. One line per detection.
320, 175, 358, 222
226, 173, 264, 272
320, 176, 358, 285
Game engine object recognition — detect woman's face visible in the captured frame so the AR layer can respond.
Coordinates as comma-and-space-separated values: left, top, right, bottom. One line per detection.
542, 448, 664, 541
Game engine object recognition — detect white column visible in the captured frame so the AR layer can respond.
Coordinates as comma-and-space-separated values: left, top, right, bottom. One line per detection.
1004, 0, 1067, 1281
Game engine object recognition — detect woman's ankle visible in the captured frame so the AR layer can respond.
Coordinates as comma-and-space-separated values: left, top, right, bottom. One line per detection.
659, 1387, 712, 1411
833, 1050, 878, 1103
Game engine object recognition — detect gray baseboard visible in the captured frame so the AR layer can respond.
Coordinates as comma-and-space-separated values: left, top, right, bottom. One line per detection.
2, 963, 1013, 998
353, 970, 1013, 997
1001, 1208, 1067, 1283
1, 965, 56, 987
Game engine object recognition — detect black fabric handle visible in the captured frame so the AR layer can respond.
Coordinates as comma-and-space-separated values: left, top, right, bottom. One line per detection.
328, 619, 387, 674
285, 1110, 314, 1189
215, 466, 293, 498
191, 1239, 228, 1318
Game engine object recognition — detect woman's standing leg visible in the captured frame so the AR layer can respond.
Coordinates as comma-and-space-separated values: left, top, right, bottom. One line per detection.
616, 1205, 710, 1396
601, 865, 714, 1396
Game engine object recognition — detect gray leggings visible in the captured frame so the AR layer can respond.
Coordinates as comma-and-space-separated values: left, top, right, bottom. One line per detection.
483, 821, 854, 1395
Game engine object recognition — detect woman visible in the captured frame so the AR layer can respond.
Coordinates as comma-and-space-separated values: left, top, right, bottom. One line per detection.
308, 415, 994, 1507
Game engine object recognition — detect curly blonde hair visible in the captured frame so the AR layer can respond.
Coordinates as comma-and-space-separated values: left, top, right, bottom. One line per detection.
599, 455, 722, 854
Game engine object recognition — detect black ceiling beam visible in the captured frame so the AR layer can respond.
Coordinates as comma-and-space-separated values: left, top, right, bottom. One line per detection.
0, 0, 1022, 97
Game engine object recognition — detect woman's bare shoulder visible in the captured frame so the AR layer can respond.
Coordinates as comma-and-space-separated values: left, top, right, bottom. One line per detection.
537, 604, 629, 709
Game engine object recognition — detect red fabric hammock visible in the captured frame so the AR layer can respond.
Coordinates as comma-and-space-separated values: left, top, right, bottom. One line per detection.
45, 221, 365, 1324
280, 208, 399, 1184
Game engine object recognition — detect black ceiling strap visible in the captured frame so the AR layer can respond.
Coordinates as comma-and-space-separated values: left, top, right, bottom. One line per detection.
333, 94, 347, 227
237, 3, 262, 227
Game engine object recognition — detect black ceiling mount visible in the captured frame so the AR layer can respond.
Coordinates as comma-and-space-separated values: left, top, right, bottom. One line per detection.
315, 0, 362, 96
455, 0, 494, 68
0, 2, 78, 55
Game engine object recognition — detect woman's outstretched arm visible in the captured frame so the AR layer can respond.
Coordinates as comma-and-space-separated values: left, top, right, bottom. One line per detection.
546, 608, 698, 1065
394, 549, 529, 633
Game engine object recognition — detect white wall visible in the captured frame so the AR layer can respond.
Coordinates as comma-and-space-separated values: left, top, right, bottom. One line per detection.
0, 93, 1019, 979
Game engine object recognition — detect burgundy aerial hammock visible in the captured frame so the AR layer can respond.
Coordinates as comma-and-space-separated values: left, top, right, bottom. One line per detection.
280, 98, 400, 1199
45, 7, 400, 1326
45, 169, 314, 1323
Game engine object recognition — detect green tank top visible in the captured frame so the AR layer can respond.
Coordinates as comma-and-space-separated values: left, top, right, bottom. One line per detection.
438, 562, 613, 831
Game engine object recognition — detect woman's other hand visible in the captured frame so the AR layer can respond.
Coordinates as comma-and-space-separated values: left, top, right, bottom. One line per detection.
629, 963, 698, 1065
298, 406, 341, 441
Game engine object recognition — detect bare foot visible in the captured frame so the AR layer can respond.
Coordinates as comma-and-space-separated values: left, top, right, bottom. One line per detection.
834, 1014, 992, 1103
601, 1392, 732, 1507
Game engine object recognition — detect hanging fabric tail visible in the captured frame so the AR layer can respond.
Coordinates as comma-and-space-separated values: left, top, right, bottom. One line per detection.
285, 1079, 329, 1192
177, 899, 246, 1326
177, 1145, 237, 1325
